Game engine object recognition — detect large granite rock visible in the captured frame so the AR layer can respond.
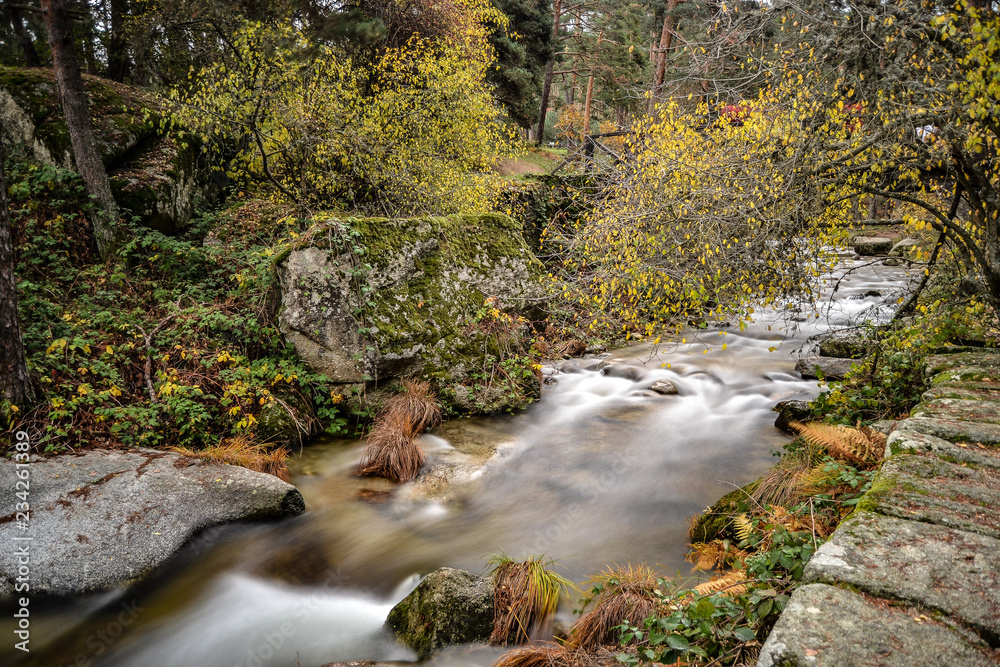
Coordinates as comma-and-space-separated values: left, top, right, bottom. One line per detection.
0, 66, 213, 233
818, 329, 871, 359
803, 511, 1000, 640
758, 584, 997, 667
889, 238, 919, 257
386, 567, 494, 658
794, 356, 857, 380
852, 236, 894, 255
278, 214, 544, 413
0, 448, 304, 596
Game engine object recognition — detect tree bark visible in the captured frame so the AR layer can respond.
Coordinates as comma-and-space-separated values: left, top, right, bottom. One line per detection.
106, 0, 132, 82
8, 7, 42, 67
583, 73, 594, 136
534, 0, 563, 144
0, 119, 35, 408
653, 0, 685, 99
42, 0, 118, 257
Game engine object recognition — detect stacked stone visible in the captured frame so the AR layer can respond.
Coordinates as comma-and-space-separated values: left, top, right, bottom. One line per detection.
759, 350, 1000, 667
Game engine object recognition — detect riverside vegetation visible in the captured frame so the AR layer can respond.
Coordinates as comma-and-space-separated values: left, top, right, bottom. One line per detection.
2, 1, 1000, 666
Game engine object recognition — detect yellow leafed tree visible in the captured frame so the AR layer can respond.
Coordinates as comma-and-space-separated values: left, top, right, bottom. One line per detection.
172, 2, 516, 215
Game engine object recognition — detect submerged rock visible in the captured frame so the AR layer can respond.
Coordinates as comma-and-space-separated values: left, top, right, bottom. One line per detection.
386, 567, 494, 658
0, 448, 303, 596
277, 214, 544, 414
648, 379, 678, 395
773, 399, 811, 432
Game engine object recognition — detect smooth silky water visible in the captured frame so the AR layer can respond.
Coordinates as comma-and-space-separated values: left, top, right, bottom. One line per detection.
13, 258, 913, 667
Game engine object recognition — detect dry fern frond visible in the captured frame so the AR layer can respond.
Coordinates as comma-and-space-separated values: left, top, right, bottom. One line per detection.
570, 563, 660, 651
686, 540, 747, 572
384, 378, 442, 437
170, 436, 290, 479
358, 411, 426, 482
790, 421, 886, 468
692, 570, 748, 597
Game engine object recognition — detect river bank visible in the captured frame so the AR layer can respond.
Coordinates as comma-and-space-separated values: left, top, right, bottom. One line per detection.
759, 349, 1000, 666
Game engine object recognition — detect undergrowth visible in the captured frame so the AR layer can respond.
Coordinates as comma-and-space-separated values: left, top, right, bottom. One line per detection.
3, 162, 352, 454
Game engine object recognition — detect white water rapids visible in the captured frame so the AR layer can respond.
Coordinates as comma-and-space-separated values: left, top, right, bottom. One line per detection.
13, 257, 914, 667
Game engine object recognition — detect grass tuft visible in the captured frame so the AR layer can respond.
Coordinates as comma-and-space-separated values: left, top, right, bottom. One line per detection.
489, 554, 575, 646
383, 378, 443, 437
570, 563, 660, 651
358, 411, 426, 483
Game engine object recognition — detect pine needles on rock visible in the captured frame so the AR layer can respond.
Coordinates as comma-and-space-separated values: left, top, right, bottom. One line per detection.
170, 436, 290, 479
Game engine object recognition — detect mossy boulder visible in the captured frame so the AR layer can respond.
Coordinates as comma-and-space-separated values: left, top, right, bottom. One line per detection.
689, 481, 759, 543
818, 329, 871, 359
277, 214, 545, 414
386, 567, 494, 658
0, 66, 213, 233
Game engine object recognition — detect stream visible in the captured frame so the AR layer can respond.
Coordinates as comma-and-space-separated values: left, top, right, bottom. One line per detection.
15, 257, 913, 667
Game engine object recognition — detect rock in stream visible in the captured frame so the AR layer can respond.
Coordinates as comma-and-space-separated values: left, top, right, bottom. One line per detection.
0, 448, 304, 596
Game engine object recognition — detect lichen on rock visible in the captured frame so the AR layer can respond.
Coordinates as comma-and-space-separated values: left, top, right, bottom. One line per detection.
277, 213, 545, 414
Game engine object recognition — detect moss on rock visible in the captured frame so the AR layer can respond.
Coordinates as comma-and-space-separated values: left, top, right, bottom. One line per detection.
689, 480, 760, 543
277, 213, 545, 414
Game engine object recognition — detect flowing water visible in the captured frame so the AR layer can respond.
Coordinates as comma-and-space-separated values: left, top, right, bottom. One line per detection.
14, 257, 913, 667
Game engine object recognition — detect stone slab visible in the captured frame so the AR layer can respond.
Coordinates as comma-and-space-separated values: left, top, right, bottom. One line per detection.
0, 448, 304, 596
804, 511, 1000, 641
898, 415, 1000, 446
889, 423, 1000, 470
926, 351, 1000, 378
758, 583, 997, 667
912, 397, 1000, 425
922, 382, 1000, 403
863, 453, 1000, 540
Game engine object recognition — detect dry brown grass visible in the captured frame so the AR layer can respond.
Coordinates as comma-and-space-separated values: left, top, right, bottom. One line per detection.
750, 449, 815, 510
170, 436, 290, 479
490, 556, 573, 646
358, 411, 426, 483
384, 379, 442, 437
491, 644, 619, 667
570, 563, 661, 651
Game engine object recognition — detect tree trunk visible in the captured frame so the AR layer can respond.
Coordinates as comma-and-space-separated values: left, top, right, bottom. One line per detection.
583, 73, 595, 136
653, 0, 685, 99
0, 119, 35, 408
106, 0, 132, 82
42, 0, 118, 257
534, 0, 563, 144
8, 7, 42, 67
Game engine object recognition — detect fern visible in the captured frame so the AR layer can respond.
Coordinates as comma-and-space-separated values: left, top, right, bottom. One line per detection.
693, 571, 747, 597
790, 421, 886, 468
734, 513, 754, 542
